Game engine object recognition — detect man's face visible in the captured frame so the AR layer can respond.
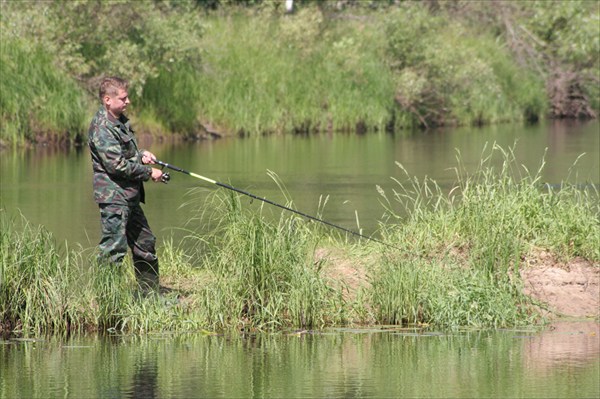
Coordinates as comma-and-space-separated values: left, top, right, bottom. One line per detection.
104, 88, 130, 118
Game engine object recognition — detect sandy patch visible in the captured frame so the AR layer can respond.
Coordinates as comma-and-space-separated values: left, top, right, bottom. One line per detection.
520, 249, 599, 319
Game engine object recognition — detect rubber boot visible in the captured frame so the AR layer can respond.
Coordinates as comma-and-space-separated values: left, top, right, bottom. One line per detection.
134, 259, 159, 294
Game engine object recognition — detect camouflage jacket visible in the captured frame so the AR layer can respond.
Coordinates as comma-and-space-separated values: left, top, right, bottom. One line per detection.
88, 106, 152, 205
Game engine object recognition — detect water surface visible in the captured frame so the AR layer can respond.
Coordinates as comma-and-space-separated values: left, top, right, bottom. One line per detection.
1, 322, 598, 398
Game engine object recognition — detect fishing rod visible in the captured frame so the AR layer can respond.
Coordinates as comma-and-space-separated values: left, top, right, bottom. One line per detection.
155, 159, 397, 249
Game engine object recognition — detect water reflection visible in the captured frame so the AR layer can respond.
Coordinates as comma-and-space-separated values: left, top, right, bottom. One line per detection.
126, 346, 159, 399
1, 325, 598, 398
524, 322, 600, 370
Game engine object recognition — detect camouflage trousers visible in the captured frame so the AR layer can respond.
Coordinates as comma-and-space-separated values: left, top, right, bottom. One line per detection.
97, 203, 159, 287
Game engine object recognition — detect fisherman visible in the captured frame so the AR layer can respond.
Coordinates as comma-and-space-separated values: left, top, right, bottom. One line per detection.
88, 76, 164, 291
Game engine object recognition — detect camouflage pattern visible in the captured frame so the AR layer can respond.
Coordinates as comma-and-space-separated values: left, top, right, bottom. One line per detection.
89, 105, 159, 283
88, 106, 152, 205
98, 203, 158, 278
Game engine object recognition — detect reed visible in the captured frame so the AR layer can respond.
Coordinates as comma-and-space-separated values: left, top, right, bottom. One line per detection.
0, 214, 76, 334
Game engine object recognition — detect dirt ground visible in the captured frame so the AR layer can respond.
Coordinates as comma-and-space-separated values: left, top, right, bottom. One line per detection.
519, 248, 599, 319
319, 247, 600, 320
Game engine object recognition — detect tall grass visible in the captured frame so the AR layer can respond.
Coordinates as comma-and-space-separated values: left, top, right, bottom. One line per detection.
188, 190, 344, 331
0, 214, 78, 334
0, 212, 190, 336
368, 257, 530, 328
0, 39, 90, 146
371, 143, 599, 327
0, 192, 346, 335
1, 3, 565, 145
192, 9, 395, 136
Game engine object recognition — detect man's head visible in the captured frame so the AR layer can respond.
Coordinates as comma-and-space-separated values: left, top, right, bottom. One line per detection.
99, 77, 130, 118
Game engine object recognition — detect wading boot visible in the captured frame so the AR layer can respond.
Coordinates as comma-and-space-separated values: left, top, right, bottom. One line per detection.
134, 259, 159, 295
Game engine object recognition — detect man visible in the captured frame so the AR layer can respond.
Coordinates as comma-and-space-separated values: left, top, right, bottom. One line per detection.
88, 76, 164, 291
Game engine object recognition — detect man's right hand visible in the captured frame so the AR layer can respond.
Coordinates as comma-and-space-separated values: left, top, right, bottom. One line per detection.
150, 168, 163, 182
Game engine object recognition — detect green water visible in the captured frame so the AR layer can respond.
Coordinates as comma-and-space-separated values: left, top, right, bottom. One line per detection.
1, 322, 598, 398
0, 120, 598, 249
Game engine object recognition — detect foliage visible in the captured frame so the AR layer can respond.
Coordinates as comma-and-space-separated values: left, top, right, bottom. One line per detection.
2, 0, 586, 144
0, 39, 89, 146
431, 0, 600, 118
190, 190, 343, 331
139, 64, 204, 133
520, 0, 600, 116
522, 0, 599, 69
0, 0, 205, 137
1, 0, 205, 97
0, 213, 78, 334
368, 257, 530, 328
193, 9, 395, 135
2, 142, 598, 334
383, 4, 547, 128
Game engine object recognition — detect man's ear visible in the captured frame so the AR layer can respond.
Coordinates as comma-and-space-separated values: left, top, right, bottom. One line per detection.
103, 95, 111, 106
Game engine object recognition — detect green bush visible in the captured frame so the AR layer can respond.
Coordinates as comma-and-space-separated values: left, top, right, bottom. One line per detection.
0, 1, 593, 143
384, 4, 546, 128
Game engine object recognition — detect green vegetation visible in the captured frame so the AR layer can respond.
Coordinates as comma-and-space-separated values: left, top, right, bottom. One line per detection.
373, 144, 599, 326
2, 147, 597, 336
192, 9, 395, 135
0, 39, 89, 146
385, 5, 548, 128
1, 1, 597, 145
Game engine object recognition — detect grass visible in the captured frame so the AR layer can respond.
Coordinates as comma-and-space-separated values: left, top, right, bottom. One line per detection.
371, 143, 598, 327
0, 192, 345, 335
0, 214, 77, 334
182, 189, 345, 331
190, 10, 395, 136
0, 39, 90, 146
1, 146, 598, 336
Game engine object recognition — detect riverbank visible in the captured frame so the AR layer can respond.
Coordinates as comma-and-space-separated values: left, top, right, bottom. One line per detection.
314, 246, 599, 321
2, 144, 597, 336
1, 1, 597, 147
2, 214, 597, 337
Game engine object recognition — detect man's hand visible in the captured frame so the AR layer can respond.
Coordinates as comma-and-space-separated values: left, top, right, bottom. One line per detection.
142, 151, 156, 165
150, 168, 163, 182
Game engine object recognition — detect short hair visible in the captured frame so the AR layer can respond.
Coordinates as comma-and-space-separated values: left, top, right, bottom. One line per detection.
99, 76, 129, 101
